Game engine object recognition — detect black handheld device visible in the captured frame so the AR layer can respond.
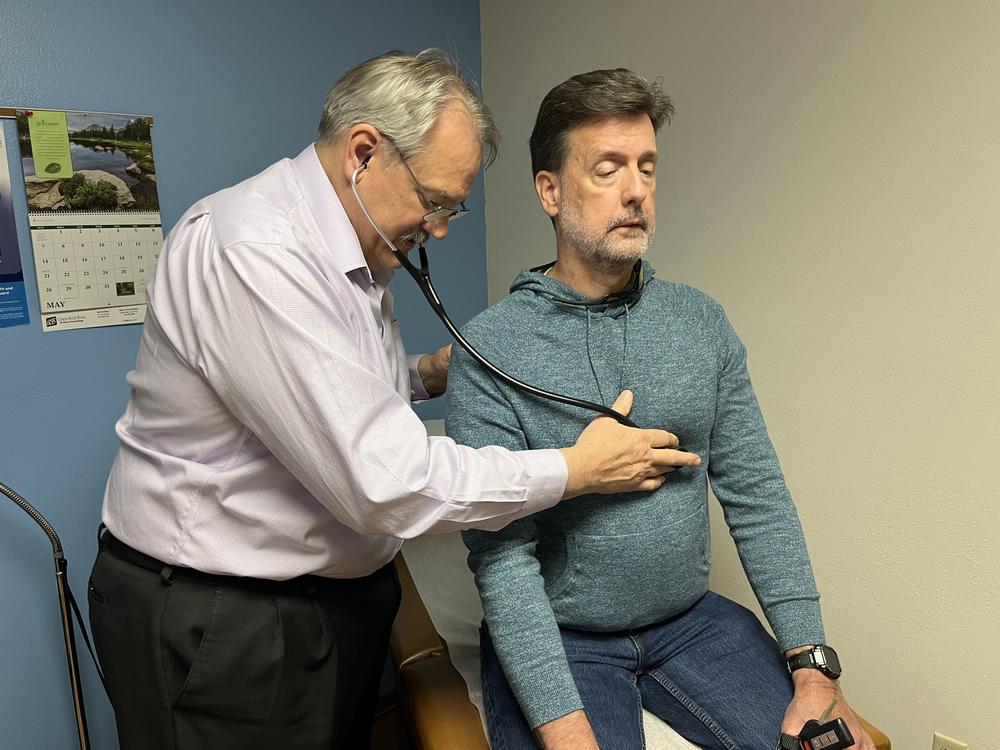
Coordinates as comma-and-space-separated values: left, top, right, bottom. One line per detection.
776, 717, 854, 750
800, 717, 854, 749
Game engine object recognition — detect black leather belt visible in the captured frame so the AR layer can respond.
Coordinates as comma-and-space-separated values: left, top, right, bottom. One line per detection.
100, 528, 391, 595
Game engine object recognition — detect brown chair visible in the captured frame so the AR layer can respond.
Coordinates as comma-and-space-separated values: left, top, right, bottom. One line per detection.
390, 553, 889, 750
391, 552, 489, 749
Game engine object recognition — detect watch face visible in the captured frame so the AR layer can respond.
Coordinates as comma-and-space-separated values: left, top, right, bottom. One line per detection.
820, 646, 842, 677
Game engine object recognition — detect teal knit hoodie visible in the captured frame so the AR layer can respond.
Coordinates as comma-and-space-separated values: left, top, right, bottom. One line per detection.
446, 261, 823, 729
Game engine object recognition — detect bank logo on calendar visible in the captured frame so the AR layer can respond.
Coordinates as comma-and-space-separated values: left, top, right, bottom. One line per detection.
17, 108, 163, 331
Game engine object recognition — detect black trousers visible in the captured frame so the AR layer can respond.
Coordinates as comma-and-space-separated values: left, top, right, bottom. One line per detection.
88, 531, 401, 750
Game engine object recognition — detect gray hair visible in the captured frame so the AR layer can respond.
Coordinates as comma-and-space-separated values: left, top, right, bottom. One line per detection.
318, 49, 499, 168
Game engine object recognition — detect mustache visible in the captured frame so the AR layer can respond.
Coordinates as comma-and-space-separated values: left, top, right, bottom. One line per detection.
607, 212, 650, 232
396, 227, 429, 246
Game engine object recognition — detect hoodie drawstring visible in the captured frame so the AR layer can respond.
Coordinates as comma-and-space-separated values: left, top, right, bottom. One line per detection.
621, 301, 630, 397
585, 307, 606, 405
585, 303, 631, 407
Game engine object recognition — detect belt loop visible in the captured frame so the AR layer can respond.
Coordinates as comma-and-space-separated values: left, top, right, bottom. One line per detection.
160, 566, 175, 586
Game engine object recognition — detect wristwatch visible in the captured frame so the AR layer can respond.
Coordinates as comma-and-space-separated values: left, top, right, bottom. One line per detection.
786, 644, 842, 679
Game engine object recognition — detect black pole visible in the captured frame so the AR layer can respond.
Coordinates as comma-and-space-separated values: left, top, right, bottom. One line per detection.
56, 555, 92, 750
0, 481, 92, 750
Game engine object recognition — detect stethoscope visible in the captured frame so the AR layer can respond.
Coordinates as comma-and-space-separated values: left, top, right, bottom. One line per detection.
350, 156, 638, 428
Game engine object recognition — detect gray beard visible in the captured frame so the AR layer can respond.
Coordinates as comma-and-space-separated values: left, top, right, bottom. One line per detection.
560, 211, 654, 274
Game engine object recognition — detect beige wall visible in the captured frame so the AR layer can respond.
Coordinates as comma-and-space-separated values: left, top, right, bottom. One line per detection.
481, 1, 1000, 747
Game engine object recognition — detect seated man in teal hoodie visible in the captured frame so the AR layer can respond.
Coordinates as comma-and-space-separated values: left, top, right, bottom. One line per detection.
446, 69, 875, 750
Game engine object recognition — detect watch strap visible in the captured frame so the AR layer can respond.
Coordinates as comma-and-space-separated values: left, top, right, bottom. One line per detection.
786, 649, 818, 672
787, 644, 841, 678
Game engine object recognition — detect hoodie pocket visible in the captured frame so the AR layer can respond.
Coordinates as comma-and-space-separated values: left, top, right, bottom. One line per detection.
549, 507, 710, 631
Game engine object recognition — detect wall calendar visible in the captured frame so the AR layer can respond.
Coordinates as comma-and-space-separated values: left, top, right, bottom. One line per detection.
14, 108, 162, 331
30, 212, 161, 330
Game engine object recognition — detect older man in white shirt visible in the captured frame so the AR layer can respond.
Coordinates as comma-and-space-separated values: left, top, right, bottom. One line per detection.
88, 49, 698, 750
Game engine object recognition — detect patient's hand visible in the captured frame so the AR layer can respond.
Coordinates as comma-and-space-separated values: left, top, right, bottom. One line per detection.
782, 669, 875, 750
535, 709, 601, 750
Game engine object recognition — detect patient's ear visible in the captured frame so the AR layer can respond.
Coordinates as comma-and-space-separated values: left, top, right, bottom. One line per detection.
535, 170, 560, 219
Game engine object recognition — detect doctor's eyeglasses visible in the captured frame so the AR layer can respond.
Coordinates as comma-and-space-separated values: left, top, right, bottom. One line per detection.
381, 133, 469, 224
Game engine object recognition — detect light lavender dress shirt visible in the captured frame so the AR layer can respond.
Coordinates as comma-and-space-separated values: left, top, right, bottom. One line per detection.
102, 145, 567, 579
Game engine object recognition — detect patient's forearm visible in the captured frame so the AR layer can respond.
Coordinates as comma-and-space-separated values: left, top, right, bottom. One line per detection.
535, 709, 600, 750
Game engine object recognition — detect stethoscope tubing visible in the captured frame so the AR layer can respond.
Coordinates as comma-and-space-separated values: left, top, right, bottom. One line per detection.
350, 159, 637, 428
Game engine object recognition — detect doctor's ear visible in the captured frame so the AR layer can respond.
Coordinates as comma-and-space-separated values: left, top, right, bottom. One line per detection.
535, 170, 560, 218
342, 124, 380, 182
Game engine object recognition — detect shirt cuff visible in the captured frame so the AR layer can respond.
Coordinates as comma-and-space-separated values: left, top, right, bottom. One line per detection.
517, 448, 568, 515
407, 354, 431, 402
524, 690, 585, 730
766, 598, 825, 653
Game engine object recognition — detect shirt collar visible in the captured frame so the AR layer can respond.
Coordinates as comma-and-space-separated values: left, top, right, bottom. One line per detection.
290, 143, 374, 282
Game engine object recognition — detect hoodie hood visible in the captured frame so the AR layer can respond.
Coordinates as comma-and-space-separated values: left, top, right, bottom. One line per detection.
504, 259, 657, 409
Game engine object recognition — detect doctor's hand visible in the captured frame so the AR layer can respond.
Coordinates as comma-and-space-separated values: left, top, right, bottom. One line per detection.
781, 669, 875, 750
560, 390, 701, 500
417, 343, 452, 397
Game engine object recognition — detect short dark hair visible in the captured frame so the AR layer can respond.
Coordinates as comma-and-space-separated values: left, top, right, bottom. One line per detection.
529, 68, 673, 177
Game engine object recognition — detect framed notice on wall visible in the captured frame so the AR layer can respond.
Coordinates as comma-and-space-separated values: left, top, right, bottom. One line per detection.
16, 108, 162, 332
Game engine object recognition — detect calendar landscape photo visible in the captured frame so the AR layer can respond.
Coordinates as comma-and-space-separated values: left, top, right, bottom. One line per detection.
18, 111, 159, 213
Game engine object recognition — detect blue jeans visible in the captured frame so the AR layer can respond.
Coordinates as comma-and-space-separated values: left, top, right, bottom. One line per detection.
480, 591, 792, 750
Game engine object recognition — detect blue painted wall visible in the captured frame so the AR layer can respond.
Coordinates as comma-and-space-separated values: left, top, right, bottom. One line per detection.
0, 1, 486, 747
